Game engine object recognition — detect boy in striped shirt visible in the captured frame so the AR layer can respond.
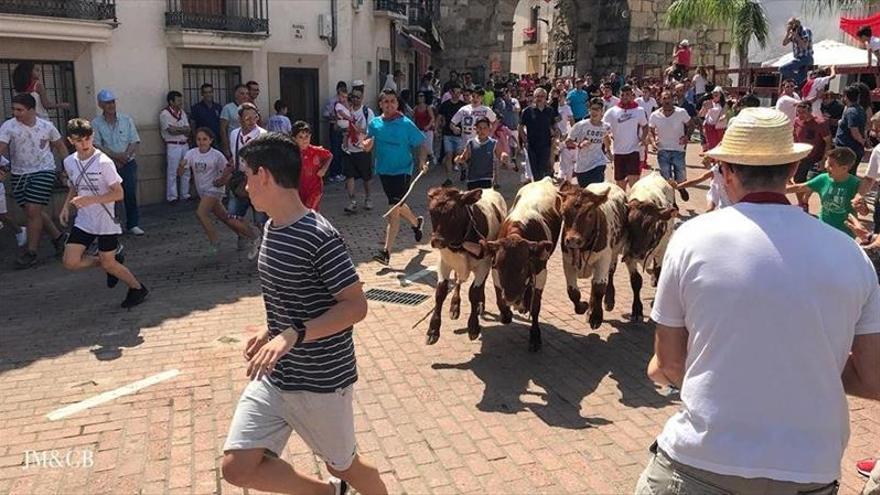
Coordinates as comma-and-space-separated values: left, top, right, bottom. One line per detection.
221, 133, 387, 495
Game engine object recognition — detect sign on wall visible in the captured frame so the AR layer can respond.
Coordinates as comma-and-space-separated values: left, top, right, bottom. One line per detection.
292, 24, 305, 39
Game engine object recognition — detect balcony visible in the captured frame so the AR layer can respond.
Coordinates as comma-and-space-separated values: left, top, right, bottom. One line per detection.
0, 0, 117, 43
165, 0, 268, 50
374, 0, 406, 20
407, 0, 428, 32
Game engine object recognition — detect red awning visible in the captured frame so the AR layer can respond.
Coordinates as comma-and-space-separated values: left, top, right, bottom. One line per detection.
840, 13, 880, 41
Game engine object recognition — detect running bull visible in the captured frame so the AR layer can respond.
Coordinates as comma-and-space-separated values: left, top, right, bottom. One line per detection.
481, 178, 562, 352
426, 187, 507, 344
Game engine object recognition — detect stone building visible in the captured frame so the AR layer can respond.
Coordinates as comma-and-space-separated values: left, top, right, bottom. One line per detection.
436, 0, 732, 80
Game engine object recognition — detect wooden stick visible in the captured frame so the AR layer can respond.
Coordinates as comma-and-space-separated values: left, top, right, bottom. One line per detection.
382, 168, 427, 219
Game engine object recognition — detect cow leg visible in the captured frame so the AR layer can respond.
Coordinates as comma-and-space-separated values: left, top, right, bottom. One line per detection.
588, 281, 607, 330
528, 270, 548, 352
427, 261, 454, 345
604, 252, 619, 312
563, 256, 589, 315
450, 274, 462, 320
492, 269, 513, 324
467, 264, 491, 340
627, 260, 644, 322
651, 263, 662, 287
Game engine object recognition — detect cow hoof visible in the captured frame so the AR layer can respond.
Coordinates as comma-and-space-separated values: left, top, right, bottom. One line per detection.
574, 302, 588, 315
425, 332, 439, 345
500, 309, 513, 324
467, 326, 481, 341
589, 313, 603, 330
450, 307, 461, 320
604, 298, 615, 312
629, 312, 643, 322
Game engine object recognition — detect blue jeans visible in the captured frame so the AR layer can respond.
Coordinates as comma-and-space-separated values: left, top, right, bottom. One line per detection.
329, 126, 344, 177
227, 194, 268, 226
780, 55, 813, 87
657, 150, 686, 182
118, 160, 139, 229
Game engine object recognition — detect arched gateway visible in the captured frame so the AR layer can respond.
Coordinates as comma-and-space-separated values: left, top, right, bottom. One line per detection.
434, 0, 731, 80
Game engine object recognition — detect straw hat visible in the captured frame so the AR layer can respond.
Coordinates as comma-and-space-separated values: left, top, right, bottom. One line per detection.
705, 107, 813, 166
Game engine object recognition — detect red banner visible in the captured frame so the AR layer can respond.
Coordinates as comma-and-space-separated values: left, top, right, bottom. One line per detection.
840, 13, 880, 41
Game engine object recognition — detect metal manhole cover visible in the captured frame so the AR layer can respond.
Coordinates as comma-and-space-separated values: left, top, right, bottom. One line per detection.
364, 288, 429, 306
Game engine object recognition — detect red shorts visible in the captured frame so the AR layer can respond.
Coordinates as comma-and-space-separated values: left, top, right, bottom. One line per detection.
703, 125, 725, 152
299, 177, 324, 211
613, 152, 641, 181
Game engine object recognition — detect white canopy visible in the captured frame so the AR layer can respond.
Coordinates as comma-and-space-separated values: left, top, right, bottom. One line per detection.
761, 39, 878, 68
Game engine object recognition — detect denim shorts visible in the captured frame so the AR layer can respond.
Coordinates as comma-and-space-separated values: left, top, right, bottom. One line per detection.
657, 150, 686, 182
227, 194, 267, 225
443, 135, 463, 154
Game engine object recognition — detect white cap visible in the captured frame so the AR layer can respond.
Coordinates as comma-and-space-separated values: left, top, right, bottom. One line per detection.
680, 39, 689, 46
352, 80, 365, 87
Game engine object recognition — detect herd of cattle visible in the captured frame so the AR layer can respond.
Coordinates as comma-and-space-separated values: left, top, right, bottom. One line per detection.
425, 173, 678, 352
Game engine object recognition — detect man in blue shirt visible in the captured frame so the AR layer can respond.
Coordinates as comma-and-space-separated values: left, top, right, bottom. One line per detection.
567, 78, 589, 121
190, 83, 222, 147
781, 17, 814, 87
364, 89, 427, 265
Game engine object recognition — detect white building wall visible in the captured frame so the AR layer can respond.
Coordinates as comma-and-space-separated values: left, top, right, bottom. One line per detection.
510, 0, 551, 76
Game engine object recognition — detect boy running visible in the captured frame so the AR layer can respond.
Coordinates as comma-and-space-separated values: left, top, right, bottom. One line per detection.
59, 118, 148, 308
454, 117, 508, 190
567, 98, 613, 187
221, 133, 387, 495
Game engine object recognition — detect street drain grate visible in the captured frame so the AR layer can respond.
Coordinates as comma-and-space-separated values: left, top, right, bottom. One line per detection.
365, 288, 429, 306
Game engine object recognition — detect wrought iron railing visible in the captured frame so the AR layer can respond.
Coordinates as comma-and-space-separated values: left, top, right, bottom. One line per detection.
0, 0, 116, 21
407, 0, 428, 26
375, 0, 406, 16
165, 0, 268, 34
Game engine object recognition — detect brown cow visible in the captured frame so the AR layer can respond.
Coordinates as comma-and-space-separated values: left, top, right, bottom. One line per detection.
560, 181, 629, 329
622, 172, 677, 321
482, 178, 562, 352
427, 187, 508, 344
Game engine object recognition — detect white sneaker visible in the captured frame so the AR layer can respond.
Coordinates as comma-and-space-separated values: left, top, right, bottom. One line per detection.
15, 227, 27, 247
247, 234, 262, 261
328, 476, 348, 495
128, 226, 145, 236
364, 198, 373, 210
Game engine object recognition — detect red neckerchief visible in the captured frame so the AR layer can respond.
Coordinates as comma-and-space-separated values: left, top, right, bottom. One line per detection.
739, 192, 790, 205
617, 101, 639, 110
381, 111, 404, 122
165, 105, 182, 122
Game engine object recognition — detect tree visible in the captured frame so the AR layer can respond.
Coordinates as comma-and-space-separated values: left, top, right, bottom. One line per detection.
665, 0, 768, 72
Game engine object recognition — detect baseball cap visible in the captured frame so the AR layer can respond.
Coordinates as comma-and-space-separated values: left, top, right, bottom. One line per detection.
97, 89, 116, 103
352, 80, 365, 87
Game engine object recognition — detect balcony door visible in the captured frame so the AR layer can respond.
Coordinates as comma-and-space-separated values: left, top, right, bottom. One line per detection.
279, 68, 320, 143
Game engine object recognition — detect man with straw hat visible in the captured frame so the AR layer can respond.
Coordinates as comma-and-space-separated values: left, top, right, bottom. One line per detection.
636, 107, 880, 495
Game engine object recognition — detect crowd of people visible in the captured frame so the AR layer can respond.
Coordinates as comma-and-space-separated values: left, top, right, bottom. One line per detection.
1, 14, 880, 494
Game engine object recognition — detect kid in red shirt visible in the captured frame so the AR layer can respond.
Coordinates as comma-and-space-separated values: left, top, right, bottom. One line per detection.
292, 121, 333, 210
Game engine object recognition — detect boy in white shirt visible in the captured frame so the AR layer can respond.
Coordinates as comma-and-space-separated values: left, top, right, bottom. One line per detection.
567, 98, 612, 187
59, 118, 148, 308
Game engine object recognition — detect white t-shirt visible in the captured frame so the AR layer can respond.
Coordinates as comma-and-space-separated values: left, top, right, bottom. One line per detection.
451, 104, 497, 143
220, 102, 241, 131
184, 147, 227, 197
0, 117, 61, 174
63, 150, 122, 235
706, 164, 731, 207
603, 105, 648, 155
806, 75, 834, 119
635, 97, 657, 120
652, 203, 880, 483
342, 106, 375, 154
704, 102, 726, 129
159, 107, 190, 143
649, 107, 691, 152
869, 36, 880, 52
229, 126, 268, 171
692, 74, 707, 95
556, 104, 573, 135
775, 94, 801, 123
601, 96, 620, 113
867, 146, 880, 181
567, 119, 611, 173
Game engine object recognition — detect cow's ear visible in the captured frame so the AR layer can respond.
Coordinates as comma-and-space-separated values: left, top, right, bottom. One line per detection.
659, 206, 678, 220
427, 187, 443, 199
558, 181, 579, 198
481, 239, 500, 256
462, 188, 483, 205
585, 188, 610, 206
530, 240, 554, 260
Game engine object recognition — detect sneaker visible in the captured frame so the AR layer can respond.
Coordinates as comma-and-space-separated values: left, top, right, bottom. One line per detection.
121, 284, 149, 308
344, 200, 358, 214
329, 476, 349, 495
52, 233, 67, 256
857, 458, 876, 478
364, 198, 373, 210
412, 216, 424, 243
14, 250, 38, 269
442, 178, 453, 187
128, 226, 145, 236
373, 249, 390, 265
247, 234, 262, 261
107, 245, 125, 288
236, 236, 248, 251
15, 227, 27, 247
679, 188, 690, 202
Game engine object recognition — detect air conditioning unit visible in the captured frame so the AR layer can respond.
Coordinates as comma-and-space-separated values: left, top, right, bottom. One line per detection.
318, 14, 333, 39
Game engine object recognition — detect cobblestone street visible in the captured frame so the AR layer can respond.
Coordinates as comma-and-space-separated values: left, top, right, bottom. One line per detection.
1, 149, 877, 494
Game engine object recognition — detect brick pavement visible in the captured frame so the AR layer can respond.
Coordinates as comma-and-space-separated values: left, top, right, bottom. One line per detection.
0, 148, 877, 495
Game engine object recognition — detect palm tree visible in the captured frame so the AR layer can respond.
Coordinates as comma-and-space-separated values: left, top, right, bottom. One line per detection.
665, 0, 769, 72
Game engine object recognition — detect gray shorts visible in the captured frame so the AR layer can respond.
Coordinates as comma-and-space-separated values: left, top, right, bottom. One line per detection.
223, 378, 356, 471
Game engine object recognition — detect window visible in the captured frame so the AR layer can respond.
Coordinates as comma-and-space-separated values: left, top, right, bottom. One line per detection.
0, 59, 77, 136
379, 59, 390, 91
181, 65, 242, 111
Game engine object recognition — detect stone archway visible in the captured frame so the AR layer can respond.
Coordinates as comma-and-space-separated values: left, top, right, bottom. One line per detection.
434, 0, 730, 80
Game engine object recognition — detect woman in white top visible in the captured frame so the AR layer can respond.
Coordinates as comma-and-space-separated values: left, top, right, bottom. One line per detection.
692, 67, 708, 101
12, 61, 70, 120
700, 87, 727, 152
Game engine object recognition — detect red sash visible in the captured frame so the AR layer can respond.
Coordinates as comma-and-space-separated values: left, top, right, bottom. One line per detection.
739, 192, 790, 205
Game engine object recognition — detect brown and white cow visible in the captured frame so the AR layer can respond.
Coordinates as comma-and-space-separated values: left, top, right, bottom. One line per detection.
426, 187, 508, 345
622, 172, 677, 321
559, 181, 629, 329
482, 178, 562, 352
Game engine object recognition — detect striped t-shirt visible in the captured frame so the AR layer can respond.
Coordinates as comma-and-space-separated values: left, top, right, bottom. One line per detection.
259, 212, 360, 393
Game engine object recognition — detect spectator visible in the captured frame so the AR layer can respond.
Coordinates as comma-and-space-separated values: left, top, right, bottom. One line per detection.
220, 84, 249, 156
11, 61, 69, 120
267, 100, 292, 136
0, 156, 27, 247
857, 25, 880, 80
600, 83, 620, 113
246, 80, 260, 105
412, 91, 436, 166
692, 67, 708, 102
224, 102, 267, 260
781, 17, 814, 86
322, 81, 348, 184
792, 100, 831, 211
341, 88, 375, 214
567, 77, 590, 121
637, 107, 880, 495
834, 84, 867, 174
0, 93, 68, 267
92, 89, 144, 236
650, 90, 693, 201
802, 66, 837, 120
520, 87, 560, 181
774, 79, 801, 123
159, 90, 192, 204
190, 83, 223, 147
291, 121, 332, 211
59, 118, 148, 308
